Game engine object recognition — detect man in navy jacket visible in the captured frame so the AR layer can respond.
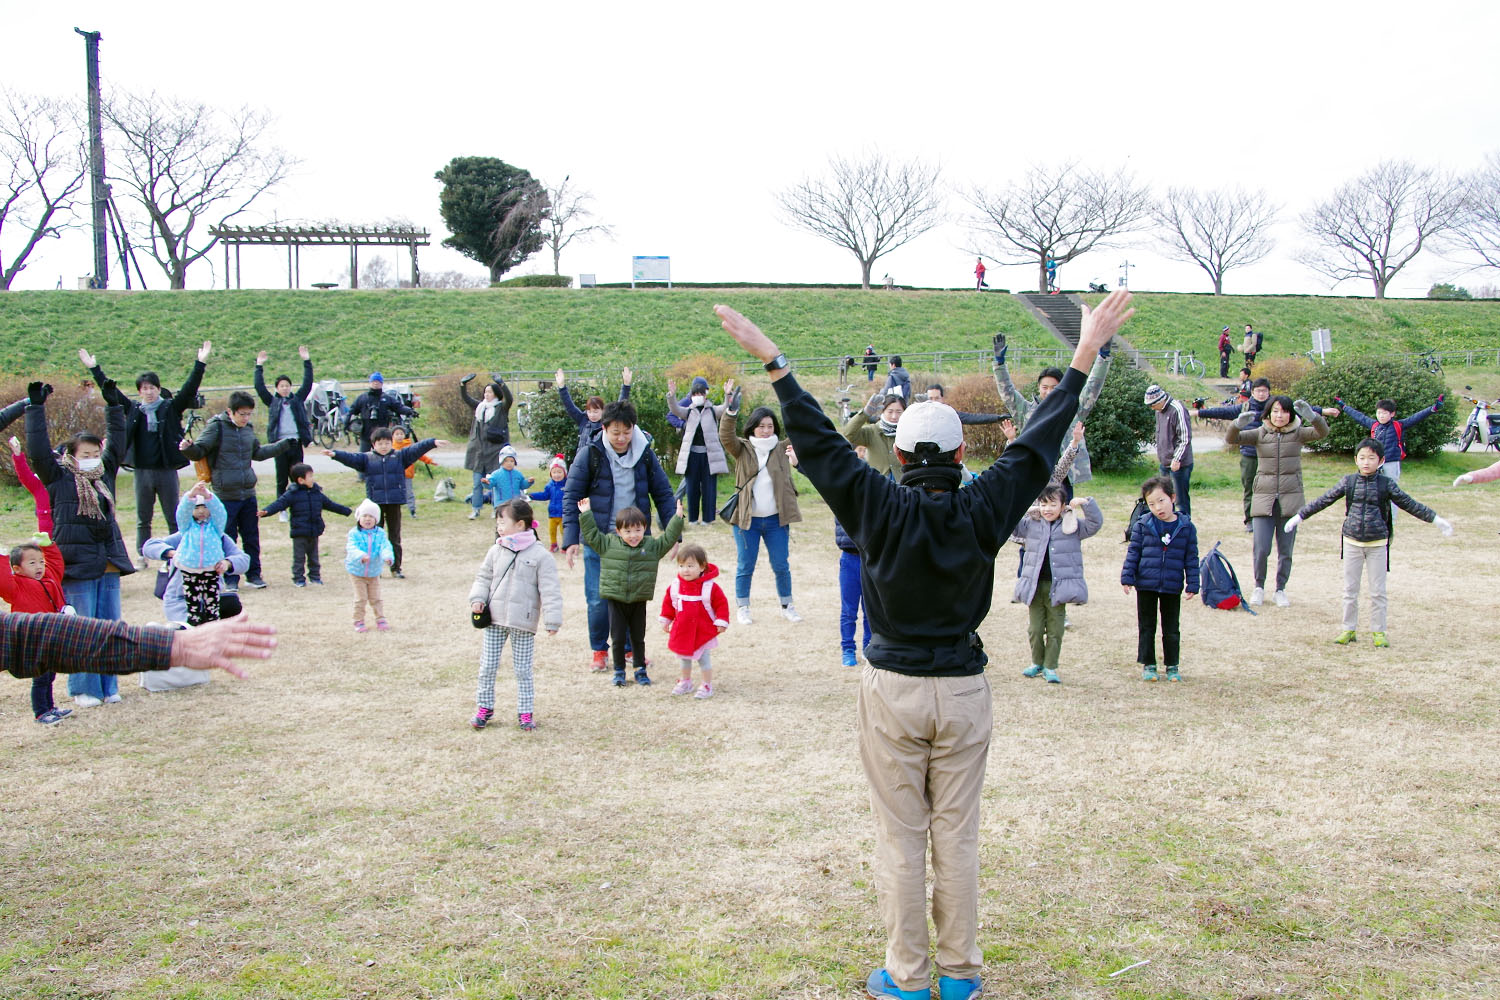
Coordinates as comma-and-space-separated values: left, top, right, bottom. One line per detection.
715, 291, 1134, 1000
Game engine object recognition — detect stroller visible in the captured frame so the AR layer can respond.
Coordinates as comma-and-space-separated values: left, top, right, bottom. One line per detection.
309, 379, 350, 448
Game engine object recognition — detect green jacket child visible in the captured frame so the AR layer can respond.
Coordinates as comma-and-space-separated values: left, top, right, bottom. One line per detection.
577, 497, 685, 603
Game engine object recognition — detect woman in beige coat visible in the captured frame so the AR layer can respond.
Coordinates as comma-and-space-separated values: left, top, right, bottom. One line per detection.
719, 380, 802, 625
1226, 395, 1328, 607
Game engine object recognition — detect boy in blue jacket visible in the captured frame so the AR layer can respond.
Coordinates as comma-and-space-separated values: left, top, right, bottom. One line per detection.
529, 454, 568, 551
487, 445, 534, 508
259, 463, 354, 586
1325, 395, 1443, 482
323, 427, 448, 579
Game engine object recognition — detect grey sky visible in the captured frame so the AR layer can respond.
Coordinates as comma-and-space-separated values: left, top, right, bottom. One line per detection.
6, 0, 1499, 297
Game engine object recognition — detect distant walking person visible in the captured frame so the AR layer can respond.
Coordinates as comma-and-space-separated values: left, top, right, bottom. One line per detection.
1242, 324, 1263, 368
974, 257, 988, 290
863, 345, 879, 382
1218, 326, 1233, 378
1046, 257, 1058, 293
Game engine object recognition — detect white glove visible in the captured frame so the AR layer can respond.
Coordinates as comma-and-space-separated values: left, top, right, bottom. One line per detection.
1433, 515, 1454, 537
1293, 399, 1317, 421
1283, 514, 1302, 533
1453, 473, 1474, 486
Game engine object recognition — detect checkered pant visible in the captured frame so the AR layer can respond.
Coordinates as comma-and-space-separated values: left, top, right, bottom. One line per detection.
476, 625, 535, 714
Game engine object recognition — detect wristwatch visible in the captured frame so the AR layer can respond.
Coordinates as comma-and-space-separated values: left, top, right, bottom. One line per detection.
763, 353, 790, 373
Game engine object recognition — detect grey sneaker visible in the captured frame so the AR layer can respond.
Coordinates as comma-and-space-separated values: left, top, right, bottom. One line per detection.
737, 606, 752, 625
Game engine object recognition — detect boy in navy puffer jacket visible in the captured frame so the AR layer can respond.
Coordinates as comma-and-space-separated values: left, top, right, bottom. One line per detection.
259, 463, 354, 586
1121, 475, 1198, 682
528, 454, 568, 551
324, 427, 447, 579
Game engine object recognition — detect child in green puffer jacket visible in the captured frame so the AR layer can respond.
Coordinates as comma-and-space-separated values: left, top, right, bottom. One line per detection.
577, 496, 684, 687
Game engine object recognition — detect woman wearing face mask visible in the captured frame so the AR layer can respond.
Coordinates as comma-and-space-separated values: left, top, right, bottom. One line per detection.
23, 380, 136, 707
719, 380, 803, 625
667, 376, 729, 525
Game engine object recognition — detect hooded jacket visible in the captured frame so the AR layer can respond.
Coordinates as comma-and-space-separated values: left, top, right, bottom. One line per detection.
254, 359, 315, 445
1226, 402, 1330, 517
1011, 498, 1103, 606
468, 533, 563, 633
330, 439, 439, 505
562, 427, 676, 550
1121, 512, 1200, 594
143, 532, 251, 623
659, 562, 730, 655
261, 482, 353, 538
774, 365, 1082, 677
26, 403, 136, 581
171, 493, 229, 571
345, 522, 394, 577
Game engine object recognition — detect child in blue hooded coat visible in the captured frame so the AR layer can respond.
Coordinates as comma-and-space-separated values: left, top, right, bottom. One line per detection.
1121, 475, 1198, 682
528, 454, 568, 551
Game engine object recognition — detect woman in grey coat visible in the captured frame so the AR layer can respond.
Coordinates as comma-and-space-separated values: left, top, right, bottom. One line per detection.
667, 376, 729, 525
461, 376, 513, 518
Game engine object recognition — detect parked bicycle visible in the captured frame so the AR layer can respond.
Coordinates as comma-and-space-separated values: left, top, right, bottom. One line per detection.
1417, 349, 1444, 375
513, 390, 542, 440
1166, 351, 1207, 378
310, 380, 351, 449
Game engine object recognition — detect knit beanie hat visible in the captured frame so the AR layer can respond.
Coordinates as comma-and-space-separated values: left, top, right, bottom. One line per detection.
498, 445, 519, 464
548, 454, 567, 472
355, 499, 380, 522
1143, 385, 1168, 407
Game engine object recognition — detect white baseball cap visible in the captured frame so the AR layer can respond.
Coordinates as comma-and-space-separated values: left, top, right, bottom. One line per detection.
894, 400, 963, 453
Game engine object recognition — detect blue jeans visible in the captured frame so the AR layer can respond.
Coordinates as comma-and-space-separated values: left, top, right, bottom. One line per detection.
733, 515, 792, 605
470, 469, 490, 512
582, 542, 631, 654
1159, 462, 1193, 518
62, 574, 122, 700
839, 550, 871, 654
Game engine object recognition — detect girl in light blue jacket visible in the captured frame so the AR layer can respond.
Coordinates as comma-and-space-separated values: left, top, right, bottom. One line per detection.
346, 499, 394, 632
172, 483, 230, 625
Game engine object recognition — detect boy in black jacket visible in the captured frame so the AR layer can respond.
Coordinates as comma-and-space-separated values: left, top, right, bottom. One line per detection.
259, 463, 353, 587
1285, 438, 1452, 647
715, 291, 1135, 1000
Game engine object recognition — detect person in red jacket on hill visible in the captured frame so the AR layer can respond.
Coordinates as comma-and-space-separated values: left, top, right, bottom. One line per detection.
659, 543, 729, 699
1, 436, 71, 723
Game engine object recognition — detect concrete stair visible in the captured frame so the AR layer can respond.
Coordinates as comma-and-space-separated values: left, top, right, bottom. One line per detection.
1012, 292, 1145, 369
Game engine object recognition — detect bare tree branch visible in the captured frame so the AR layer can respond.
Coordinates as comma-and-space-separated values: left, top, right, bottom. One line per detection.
104, 91, 296, 289
0, 91, 87, 290
1297, 159, 1465, 299
487, 179, 550, 280
778, 151, 943, 289
1453, 150, 1500, 271
543, 175, 614, 275
965, 162, 1151, 292
1153, 185, 1279, 294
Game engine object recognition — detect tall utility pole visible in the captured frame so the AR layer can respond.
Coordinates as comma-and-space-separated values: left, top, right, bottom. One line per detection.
75, 27, 108, 289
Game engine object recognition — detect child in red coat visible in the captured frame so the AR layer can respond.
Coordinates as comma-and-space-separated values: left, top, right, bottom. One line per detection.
2, 437, 71, 724
659, 543, 729, 699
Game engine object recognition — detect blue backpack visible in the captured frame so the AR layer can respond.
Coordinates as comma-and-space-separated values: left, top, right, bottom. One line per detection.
1199, 541, 1256, 615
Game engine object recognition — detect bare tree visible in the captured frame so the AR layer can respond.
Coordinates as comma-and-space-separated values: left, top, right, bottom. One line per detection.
778, 151, 943, 289
1453, 150, 1500, 270
1153, 185, 1279, 295
542, 175, 614, 276
0, 91, 87, 290
359, 255, 395, 289
406, 269, 488, 290
104, 91, 295, 289
1298, 160, 1465, 299
966, 162, 1151, 292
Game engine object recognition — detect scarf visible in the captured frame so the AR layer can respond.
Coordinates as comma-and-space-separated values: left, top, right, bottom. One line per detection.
140, 397, 166, 432
60, 452, 111, 522
877, 417, 898, 436
475, 397, 498, 423
499, 530, 537, 552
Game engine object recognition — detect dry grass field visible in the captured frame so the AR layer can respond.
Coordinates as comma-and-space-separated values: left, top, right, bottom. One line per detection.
2, 449, 1498, 999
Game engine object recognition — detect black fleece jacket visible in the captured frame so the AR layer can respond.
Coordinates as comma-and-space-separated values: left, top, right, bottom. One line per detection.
773, 366, 1082, 675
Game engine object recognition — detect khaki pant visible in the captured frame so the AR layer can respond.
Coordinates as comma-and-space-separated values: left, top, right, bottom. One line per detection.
352, 575, 385, 624
857, 664, 992, 991
1342, 542, 1388, 631
1027, 578, 1065, 670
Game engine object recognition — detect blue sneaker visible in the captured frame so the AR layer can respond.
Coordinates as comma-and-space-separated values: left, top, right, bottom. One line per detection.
1021, 664, 1043, 678
938, 975, 982, 1000
1041, 667, 1060, 684
865, 968, 928, 1000
841, 650, 858, 667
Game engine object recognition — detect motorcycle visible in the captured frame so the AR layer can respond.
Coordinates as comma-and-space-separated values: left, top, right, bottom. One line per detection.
1458, 387, 1500, 452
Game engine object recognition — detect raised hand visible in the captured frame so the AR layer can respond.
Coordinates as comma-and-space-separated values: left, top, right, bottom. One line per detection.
460, 373, 476, 385
8, 436, 20, 456
676, 498, 686, 517
298, 345, 310, 361
554, 369, 565, 387
576, 498, 591, 513
256, 351, 269, 365
621, 367, 632, 385
1076, 289, 1135, 355
1071, 421, 1085, 445
78, 348, 97, 369
198, 341, 212, 364
714, 305, 780, 363
667, 379, 677, 397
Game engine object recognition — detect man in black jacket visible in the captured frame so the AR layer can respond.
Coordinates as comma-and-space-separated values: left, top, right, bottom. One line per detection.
715, 290, 1134, 1000
349, 372, 414, 452
80, 342, 211, 560
253, 346, 315, 500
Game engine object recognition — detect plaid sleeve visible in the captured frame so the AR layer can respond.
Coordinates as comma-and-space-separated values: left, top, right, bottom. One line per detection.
0, 612, 175, 680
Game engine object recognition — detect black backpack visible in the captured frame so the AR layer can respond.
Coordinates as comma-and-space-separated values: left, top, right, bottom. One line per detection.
1123, 496, 1150, 543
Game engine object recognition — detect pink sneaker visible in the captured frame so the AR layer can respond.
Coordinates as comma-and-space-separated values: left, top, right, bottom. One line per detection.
693, 684, 714, 700
376, 618, 390, 632
354, 621, 367, 633
670, 679, 695, 696
517, 712, 536, 731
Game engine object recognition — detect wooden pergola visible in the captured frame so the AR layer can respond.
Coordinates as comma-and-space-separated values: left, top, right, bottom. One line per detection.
208, 224, 432, 289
